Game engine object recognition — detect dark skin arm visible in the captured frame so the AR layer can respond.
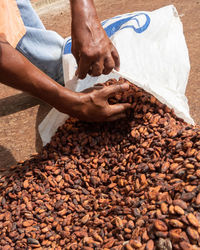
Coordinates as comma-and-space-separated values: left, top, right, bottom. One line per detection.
0, 36, 130, 122
70, 0, 120, 79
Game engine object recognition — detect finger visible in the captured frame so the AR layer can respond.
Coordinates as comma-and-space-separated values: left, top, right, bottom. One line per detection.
90, 59, 104, 77
107, 113, 126, 121
88, 67, 92, 75
94, 83, 104, 87
71, 45, 80, 65
81, 83, 105, 94
93, 83, 105, 90
103, 56, 115, 75
108, 103, 131, 117
102, 83, 129, 98
111, 47, 120, 71
78, 57, 91, 79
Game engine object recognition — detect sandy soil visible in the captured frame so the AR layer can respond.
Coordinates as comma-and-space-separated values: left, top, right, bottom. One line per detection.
0, 0, 199, 170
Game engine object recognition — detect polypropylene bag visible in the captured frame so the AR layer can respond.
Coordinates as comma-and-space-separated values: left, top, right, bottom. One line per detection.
39, 5, 194, 146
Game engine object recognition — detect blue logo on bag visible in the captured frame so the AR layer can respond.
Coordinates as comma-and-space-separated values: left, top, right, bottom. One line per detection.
64, 13, 150, 54
104, 13, 150, 37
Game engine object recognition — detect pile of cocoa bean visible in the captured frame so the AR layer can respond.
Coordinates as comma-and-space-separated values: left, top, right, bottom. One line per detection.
0, 78, 200, 250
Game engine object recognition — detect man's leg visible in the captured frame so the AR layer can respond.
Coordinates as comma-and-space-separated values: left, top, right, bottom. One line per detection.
16, 0, 64, 85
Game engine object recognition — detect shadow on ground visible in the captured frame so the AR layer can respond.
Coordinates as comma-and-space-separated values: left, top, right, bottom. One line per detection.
0, 145, 17, 171
0, 93, 41, 117
0, 91, 51, 170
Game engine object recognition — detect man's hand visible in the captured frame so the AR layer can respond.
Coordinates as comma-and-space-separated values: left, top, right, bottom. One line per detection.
70, 0, 120, 79
59, 83, 131, 122
0, 35, 128, 123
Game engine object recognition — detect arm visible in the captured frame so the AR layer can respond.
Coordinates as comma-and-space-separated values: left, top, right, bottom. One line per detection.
0, 35, 78, 115
0, 36, 130, 122
70, 0, 120, 79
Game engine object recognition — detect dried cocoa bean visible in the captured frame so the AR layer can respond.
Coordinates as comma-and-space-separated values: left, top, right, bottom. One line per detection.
0, 78, 200, 249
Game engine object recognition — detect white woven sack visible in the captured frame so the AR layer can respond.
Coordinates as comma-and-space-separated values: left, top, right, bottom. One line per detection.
39, 5, 193, 146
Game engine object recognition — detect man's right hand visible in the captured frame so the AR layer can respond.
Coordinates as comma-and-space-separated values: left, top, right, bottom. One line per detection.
58, 83, 131, 122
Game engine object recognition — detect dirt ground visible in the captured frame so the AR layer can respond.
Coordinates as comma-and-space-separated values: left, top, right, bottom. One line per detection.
0, 0, 199, 170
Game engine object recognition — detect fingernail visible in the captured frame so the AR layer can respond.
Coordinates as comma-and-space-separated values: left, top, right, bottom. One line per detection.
115, 66, 120, 71
78, 74, 87, 80
122, 83, 129, 89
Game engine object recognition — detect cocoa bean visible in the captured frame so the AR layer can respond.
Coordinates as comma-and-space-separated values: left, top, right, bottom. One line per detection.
146, 239, 154, 250
187, 213, 200, 228
186, 227, 199, 241
0, 78, 200, 249
154, 220, 168, 231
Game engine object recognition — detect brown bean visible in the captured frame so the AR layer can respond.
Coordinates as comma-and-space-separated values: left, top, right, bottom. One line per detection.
187, 213, 200, 228
154, 220, 168, 231
0, 78, 200, 249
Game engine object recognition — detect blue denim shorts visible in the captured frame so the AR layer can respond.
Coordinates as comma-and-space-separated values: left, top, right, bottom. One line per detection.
16, 0, 64, 85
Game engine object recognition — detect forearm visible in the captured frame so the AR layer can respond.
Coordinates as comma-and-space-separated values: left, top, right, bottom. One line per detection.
70, 0, 98, 21
0, 38, 78, 113
70, 0, 101, 45
70, 0, 120, 79
0, 37, 129, 122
